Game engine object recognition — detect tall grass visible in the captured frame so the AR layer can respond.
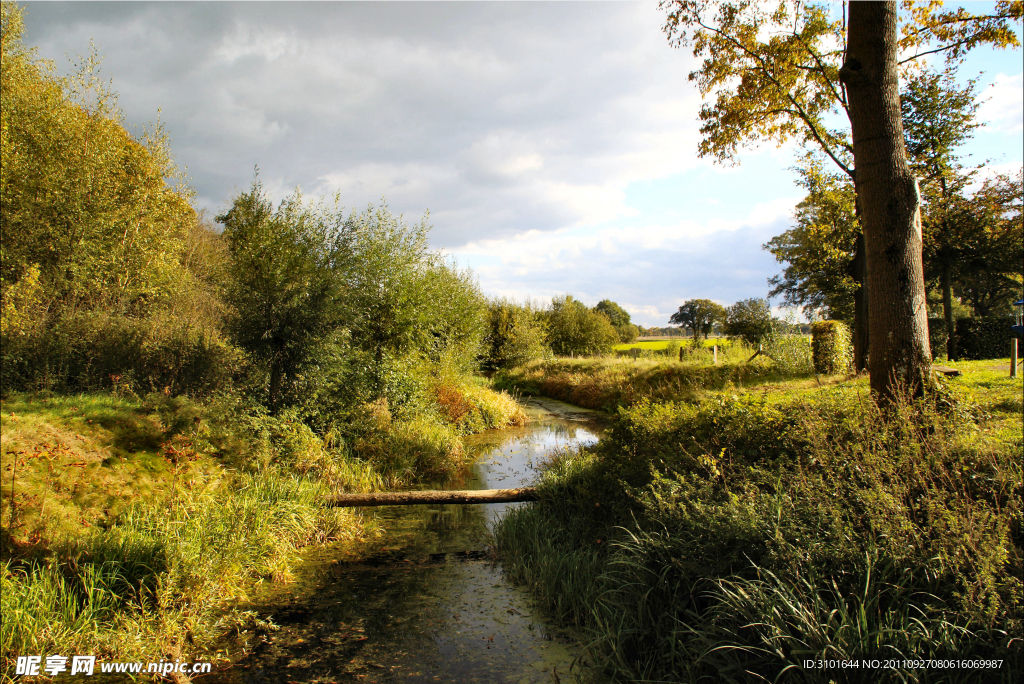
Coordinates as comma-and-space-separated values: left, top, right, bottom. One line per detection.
1, 377, 529, 679
493, 387, 1023, 682
1, 468, 362, 678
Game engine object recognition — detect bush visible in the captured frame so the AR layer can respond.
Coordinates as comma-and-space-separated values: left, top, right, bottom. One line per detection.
956, 315, 1016, 360
483, 299, 549, 370
546, 295, 618, 357
763, 334, 814, 375
0, 310, 240, 396
811, 320, 852, 374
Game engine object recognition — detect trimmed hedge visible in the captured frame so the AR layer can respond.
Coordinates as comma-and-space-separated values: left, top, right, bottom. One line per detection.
955, 315, 1017, 360
810, 320, 851, 374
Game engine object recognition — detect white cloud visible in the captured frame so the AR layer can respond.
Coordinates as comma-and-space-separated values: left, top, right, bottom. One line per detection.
449, 194, 800, 326
977, 72, 1023, 133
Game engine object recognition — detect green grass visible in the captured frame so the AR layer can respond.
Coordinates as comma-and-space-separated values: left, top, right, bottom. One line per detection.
493, 361, 1023, 683
494, 346, 825, 412
0, 380, 528, 682
614, 338, 736, 351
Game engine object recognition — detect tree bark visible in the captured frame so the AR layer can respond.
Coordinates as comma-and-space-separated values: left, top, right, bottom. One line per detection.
325, 488, 538, 507
840, 1, 932, 401
851, 228, 869, 372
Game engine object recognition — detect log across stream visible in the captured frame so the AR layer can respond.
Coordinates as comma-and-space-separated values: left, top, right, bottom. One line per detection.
326, 487, 538, 507
210, 397, 603, 684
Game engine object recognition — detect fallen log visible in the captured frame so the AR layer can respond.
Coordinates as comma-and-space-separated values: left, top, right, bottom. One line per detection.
325, 487, 538, 507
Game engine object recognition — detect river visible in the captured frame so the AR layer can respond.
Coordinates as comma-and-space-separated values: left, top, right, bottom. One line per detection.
210, 397, 603, 684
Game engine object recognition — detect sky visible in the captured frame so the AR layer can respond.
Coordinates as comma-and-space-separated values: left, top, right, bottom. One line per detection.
19, 1, 1024, 327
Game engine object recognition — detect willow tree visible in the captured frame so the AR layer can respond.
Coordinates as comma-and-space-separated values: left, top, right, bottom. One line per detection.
659, 0, 1022, 399
217, 179, 353, 411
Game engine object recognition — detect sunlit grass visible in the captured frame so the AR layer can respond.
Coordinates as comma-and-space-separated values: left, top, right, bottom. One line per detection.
494, 361, 1023, 682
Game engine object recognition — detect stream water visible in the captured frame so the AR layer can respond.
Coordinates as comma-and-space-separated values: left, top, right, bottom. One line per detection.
211, 398, 602, 684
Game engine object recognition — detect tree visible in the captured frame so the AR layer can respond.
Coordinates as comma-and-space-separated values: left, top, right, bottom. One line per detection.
951, 172, 1024, 317
669, 298, 726, 340
659, 0, 1022, 400
484, 298, 549, 369
594, 299, 639, 343
766, 155, 859, 321
903, 67, 980, 359
723, 298, 776, 346
2, 0, 195, 310
344, 204, 486, 391
839, 2, 933, 399
216, 178, 352, 411
547, 295, 619, 356
768, 68, 998, 359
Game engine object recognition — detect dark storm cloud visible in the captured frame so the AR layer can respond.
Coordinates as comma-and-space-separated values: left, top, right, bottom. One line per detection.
22, 1, 699, 247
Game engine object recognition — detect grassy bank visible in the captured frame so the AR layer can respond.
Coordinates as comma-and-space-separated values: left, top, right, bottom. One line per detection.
493, 360, 1023, 683
494, 342, 822, 412
0, 380, 525, 681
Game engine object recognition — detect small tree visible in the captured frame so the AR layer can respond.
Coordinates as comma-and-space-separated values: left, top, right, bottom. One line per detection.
344, 204, 486, 392
217, 178, 351, 411
547, 295, 618, 357
669, 298, 726, 340
594, 299, 639, 343
484, 298, 549, 369
723, 298, 776, 347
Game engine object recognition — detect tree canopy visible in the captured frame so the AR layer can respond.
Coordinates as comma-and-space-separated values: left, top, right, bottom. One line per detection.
669, 299, 726, 340
1, 0, 196, 311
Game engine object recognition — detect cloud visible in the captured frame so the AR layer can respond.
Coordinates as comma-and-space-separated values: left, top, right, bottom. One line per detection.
22, 1, 704, 247
977, 72, 1023, 133
449, 193, 800, 327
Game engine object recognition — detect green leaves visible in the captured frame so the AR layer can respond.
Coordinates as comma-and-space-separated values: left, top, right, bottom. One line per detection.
661, 0, 852, 172
1, 0, 195, 309
668, 298, 726, 339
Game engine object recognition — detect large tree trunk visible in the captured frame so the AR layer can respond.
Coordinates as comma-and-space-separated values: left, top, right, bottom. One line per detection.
851, 228, 869, 372
840, 1, 932, 402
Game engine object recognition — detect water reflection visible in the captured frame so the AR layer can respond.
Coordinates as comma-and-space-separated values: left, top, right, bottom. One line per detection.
212, 399, 602, 684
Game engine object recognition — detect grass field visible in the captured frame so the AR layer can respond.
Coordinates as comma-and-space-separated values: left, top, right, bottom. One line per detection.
613, 338, 736, 351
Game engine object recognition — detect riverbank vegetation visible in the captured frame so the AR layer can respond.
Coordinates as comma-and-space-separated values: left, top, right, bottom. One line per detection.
1, 2, 525, 677
494, 360, 1022, 682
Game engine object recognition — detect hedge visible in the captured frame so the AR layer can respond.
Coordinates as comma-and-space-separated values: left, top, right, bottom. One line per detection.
955, 315, 1017, 360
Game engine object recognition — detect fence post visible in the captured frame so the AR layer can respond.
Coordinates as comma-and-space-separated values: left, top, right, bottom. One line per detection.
1012, 338, 1018, 379
713, 345, 718, 365
679, 346, 683, 362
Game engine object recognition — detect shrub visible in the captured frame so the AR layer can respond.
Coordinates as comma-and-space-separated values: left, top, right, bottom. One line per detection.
811, 320, 852, 374
763, 334, 814, 375
546, 295, 618, 357
0, 310, 240, 396
495, 390, 1023, 682
483, 299, 549, 370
